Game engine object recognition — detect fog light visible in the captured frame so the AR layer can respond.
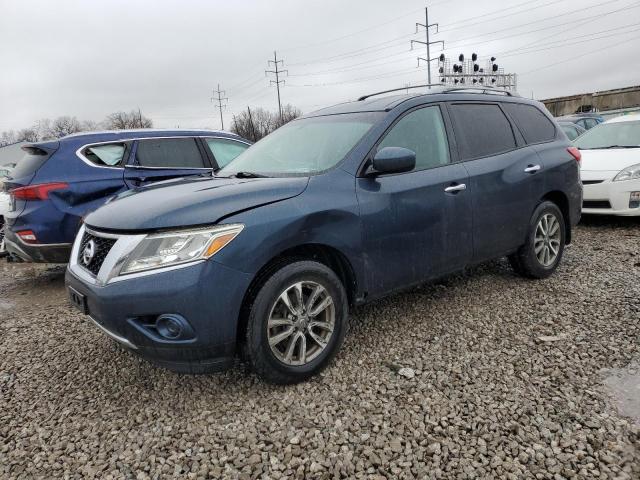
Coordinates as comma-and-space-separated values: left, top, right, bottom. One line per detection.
630, 192, 640, 209
156, 315, 184, 339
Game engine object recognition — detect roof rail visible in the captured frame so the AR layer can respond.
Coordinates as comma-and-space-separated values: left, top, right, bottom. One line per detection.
440, 86, 518, 97
357, 84, 442, 101
357, 84, 518, 101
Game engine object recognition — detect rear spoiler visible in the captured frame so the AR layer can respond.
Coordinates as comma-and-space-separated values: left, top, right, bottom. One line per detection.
21, 140, 60, 156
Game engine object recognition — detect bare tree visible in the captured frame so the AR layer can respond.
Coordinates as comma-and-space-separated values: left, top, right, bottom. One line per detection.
231, 104, 301, 142
104, 109, 153, 130
80, 119, 100, 132
16, 127, 39, 143
48, 116, 82, 138
0, 130, 17, 147
275, 104, 302, 128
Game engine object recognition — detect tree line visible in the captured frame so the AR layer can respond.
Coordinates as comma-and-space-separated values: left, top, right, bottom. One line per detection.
0, 104, 302, 148
0, 110, 153, 147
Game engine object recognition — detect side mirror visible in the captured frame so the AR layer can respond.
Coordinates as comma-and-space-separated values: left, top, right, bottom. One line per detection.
370, 147, 416, 175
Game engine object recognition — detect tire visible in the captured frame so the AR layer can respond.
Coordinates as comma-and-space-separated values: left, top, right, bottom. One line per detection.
244, 260, 348, 384
509, 201, 566, 279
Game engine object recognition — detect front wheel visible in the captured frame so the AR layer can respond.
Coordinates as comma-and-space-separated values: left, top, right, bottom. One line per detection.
244, 261, 348, 384
509, 201, 566, 279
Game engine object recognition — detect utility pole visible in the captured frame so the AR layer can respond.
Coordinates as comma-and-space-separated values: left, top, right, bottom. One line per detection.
411, 7, 444, 87
266, 51, 287, 122
211, 84, 228, 130
247, 106, 257, 142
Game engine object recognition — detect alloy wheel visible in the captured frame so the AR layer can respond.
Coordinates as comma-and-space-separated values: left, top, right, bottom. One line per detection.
534, 213, 561, 267
267, 281, 335, 366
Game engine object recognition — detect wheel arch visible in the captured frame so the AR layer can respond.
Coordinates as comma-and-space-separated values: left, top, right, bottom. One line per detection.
236, 243, 358, 350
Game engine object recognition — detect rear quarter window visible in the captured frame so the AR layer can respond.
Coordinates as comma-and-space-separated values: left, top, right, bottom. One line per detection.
504, 103, 556, 144
449, 103, 517, 160
81, 143, 128, 167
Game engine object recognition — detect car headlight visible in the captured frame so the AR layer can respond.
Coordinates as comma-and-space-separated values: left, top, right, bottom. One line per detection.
120, 224, 244, 275
613, 163, 640, 182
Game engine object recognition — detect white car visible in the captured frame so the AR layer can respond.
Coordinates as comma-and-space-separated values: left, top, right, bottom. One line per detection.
0, 189, 9, 256
577, 114, 640, 216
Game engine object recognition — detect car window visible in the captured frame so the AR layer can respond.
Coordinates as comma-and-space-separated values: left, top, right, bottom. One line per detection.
218, 112, 383, 177
449, 103, 516, 160
574, 120, 640, 149
205, 138, 249, 168
561, 124, 578, 141
377, 106, 450, 171
503, 103, 555, 144
83, 143, 126, 167
584, 118, 598, 129
136, 138, 206, 168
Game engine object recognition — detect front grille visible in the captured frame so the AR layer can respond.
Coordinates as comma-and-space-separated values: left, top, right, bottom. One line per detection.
78, 231, 117, 276
582, 180, 604, 185
583, 200, 611, 209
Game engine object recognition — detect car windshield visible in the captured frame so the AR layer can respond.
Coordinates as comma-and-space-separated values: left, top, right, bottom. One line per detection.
574, 120, 640, 149
218, 112, 383, 177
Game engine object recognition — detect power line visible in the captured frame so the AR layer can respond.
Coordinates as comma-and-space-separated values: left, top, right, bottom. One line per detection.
211, 84, 228, 130
520, 32, 640, 76
265, 51, 288, 120
439, 0, 566, 33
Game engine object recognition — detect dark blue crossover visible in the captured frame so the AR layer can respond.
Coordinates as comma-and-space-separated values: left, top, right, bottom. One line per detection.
65, 87, 582, 384
4, 129, 250, 263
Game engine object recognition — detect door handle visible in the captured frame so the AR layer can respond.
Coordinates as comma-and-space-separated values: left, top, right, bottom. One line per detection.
444, 183, 466, 193
524, 165, 541, 173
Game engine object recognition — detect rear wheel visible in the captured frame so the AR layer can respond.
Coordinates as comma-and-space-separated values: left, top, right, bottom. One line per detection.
509, 201, 565, 279
244, 261, 348, 384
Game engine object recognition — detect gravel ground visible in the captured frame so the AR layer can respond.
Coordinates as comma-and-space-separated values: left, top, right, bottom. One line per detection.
1, 216, 639, 479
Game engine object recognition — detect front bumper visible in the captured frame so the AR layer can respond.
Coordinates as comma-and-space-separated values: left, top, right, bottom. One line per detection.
5, 228, 71, 263
582, 174, 640, 216
65, 257, 252, 373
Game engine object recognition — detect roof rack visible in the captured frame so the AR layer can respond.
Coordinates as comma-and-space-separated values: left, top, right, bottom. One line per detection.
358, 84, 441, 101
441, 86, 517, 97
357, 84, 517, 101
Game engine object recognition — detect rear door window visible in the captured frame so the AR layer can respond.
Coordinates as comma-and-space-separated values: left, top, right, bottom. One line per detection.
82, 143, 127, 167
449, 103, 517, 160
377, 106, 450, 172
205, 138, 249, 168
503, 103, 556, 144
136, 138, 207, 168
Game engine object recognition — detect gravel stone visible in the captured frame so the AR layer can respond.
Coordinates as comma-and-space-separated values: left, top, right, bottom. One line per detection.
0, 217, 639, 479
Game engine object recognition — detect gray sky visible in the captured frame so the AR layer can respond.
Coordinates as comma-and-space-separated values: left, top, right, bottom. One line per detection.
1, 0, 639, 132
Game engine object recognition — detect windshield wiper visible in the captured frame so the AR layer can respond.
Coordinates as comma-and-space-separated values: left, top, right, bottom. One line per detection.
230, 171, 269, 178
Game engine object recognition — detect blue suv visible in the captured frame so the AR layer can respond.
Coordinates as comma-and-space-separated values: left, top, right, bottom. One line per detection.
4, 130, 250, 263
65, 88, 582, 384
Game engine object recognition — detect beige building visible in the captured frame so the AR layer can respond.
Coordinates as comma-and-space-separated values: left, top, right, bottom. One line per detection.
542, 85, 640, 117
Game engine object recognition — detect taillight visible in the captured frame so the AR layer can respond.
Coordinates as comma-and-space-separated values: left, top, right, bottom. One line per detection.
567, 147, 581, 166
17, 230, 38, 244
10, 182, 68, 200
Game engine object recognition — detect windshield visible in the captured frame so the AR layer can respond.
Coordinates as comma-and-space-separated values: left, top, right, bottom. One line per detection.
219, 112, 383, 176
574, 120, 640, 149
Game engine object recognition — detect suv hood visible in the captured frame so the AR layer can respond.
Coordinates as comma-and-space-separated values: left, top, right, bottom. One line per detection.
85, 176, 309, 231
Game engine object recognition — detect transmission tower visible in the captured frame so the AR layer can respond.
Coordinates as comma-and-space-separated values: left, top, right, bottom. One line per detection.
411, 7, 444, 87
266, 51, 288, 121
211, 84, 228, 130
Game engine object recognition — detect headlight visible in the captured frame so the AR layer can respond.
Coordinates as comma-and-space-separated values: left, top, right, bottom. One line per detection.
120, 224, 243, 275
613, 163, 640, 182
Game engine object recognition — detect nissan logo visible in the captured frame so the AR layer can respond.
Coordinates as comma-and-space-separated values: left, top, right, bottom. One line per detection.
82, 239, 96, 266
